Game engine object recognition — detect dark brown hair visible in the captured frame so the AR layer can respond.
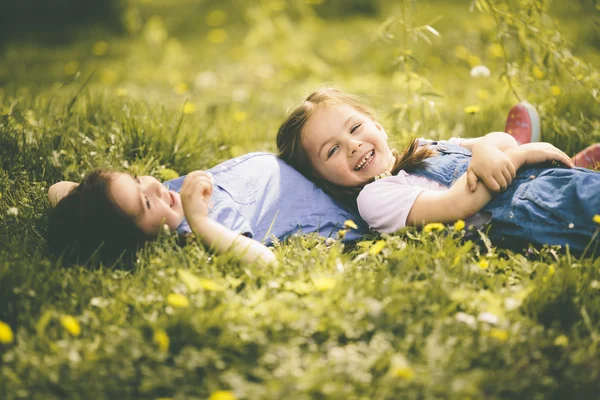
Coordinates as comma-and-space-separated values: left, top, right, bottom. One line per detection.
46, 170, 153, 266
277, 88, 433, 210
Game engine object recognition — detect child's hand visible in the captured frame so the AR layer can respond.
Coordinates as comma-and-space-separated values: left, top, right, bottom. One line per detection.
180, 171, 213, 220
519, 142, 575, 167
467, 144, 516, 193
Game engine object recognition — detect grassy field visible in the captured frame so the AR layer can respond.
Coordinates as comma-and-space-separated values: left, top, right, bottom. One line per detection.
1, 0, 600, 398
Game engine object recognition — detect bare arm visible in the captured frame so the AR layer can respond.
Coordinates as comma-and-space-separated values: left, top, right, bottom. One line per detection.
406, 143, 573, 226
48, 181, 79, 207
181, 171, 278, 267
459, 131, 519, 152
187, 215, 278, 266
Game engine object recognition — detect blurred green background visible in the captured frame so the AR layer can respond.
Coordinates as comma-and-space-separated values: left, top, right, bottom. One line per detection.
1, 0, 598, 167
1, 2, 600, 399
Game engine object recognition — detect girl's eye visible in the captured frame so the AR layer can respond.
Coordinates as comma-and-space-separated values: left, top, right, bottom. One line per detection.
350, 123, 362, 134
327, 145, 339, 159
145, 197, 151, 209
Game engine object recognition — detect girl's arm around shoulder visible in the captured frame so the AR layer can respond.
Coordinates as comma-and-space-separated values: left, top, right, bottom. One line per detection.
181, 171, 278, 267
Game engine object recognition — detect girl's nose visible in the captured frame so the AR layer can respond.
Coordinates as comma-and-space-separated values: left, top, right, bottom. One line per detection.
348, 139, 362, 156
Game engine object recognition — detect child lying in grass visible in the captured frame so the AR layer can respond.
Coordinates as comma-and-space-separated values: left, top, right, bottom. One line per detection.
47, 153, 369, 266
277, 88, 600, 254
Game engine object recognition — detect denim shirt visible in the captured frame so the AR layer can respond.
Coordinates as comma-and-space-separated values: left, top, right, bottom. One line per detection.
411, 141, 600, 253
163, 152, 369, 244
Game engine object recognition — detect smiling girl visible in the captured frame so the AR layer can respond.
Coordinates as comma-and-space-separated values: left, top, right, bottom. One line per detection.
277, 88, 600, 253
47, 152, 369, 266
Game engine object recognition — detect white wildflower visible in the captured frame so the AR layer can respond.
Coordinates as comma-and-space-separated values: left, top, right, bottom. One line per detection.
455, 312, 477, 328
470, 65, 491, 78
478, 311, 499, 325
7, 207, 18, 216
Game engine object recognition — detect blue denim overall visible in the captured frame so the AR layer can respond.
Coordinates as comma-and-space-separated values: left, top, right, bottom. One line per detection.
163, 152, 369, 244
412, 141, 600, 253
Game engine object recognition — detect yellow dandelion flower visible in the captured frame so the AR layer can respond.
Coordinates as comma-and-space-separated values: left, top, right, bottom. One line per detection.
554, 334, 569, 347
233, 111, 247, 122
183, 102, 196, 114
207, 29, 228, 44
532, 65, 545, 79
335, 39, 351, 56
392, 366, 415, 380
116, 88, 128, 97
455, 45, 470, 60
344, 220, 358, 230
369, 240, 386, 255
153, 329, 170, 352
64, 60, 79, 75
167, 293, 190, 308
478, 259, 489, 269
452, 255, 461, 267
423, 222, 445, 233
175, 82, 189, 94
313, 276, 336, 291
547, 264, 556, 276
59, 315, 81, 336
100, 69, 118, 85
488, 43, 504, 58
551, 85, 561, 96
467, 55, 482, 67
92, 41, 109, 56
593, 214, 600, 224
464, 105, 481, 114
477, 89, 490, 100
199, 278, 225, 292
489, 328, 509, 341
0, 321, 14, 344
209, 391, 237, 400
454, 220, 466, 231
143, 16, 168, 45
206, 10, 228, 27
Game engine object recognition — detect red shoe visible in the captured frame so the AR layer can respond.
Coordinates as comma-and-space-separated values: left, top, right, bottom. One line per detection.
572, 143, 600, 169
505, 102, 541, 144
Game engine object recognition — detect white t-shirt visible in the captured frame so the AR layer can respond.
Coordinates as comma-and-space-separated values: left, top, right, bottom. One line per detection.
357, 138, 464, 233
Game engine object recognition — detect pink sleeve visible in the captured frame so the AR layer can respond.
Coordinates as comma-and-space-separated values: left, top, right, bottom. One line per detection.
357, 177, 426, 233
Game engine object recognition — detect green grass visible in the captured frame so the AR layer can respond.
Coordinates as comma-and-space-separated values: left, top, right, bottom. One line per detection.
1, 0, 600, 398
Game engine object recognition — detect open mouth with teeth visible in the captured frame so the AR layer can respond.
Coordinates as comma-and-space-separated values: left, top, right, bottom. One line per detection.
355, 150, 375, 171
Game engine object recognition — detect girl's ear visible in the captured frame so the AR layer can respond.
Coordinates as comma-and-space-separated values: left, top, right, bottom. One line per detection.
375, 121, 388, 140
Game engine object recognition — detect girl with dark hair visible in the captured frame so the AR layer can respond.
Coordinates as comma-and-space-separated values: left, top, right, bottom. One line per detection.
277, 88, 600, 253
47, 152, 370, 266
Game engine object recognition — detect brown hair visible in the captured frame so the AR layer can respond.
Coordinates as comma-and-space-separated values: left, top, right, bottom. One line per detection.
277, 87, 433, 210
46, 170, 153, 266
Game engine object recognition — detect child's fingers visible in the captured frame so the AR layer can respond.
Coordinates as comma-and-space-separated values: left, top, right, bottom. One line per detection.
483, 175, 500, 193
502, 169, 513, 188
466, 168, 478, 192
495, 172, 508, 192
508, 161, 517, 179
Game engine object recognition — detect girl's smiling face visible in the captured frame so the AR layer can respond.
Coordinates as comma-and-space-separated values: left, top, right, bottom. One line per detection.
301, 104, 395, 187
107, 173, 185, 236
